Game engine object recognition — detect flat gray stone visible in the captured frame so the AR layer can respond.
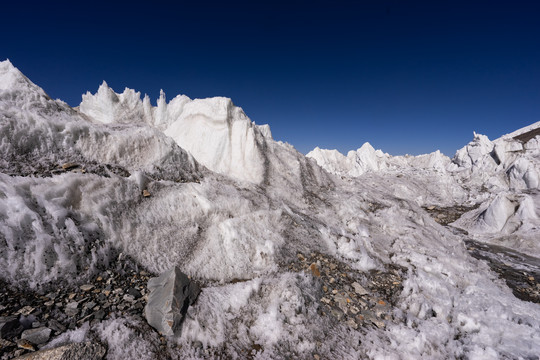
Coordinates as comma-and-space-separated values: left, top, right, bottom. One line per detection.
144, 266, 200, 336
352, 282, 368, 296
64, 302, 79, 317
21, 327, 51, 345
79, 284, 94, 292
14, 341, 106, 360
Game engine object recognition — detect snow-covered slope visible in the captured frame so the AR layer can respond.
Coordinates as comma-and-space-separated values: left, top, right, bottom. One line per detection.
1, 59, 540, 359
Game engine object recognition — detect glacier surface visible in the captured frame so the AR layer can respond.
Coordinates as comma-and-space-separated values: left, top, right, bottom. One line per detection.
1, 59, 540, 359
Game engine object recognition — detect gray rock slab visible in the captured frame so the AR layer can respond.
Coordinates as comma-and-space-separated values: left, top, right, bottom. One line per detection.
352, 282, 369, 296
21, 327, 51, 345
144, 266, 200, 336
14, 341, 106, 360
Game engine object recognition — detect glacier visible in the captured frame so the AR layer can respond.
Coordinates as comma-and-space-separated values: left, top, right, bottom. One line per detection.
1, 59, 540, 359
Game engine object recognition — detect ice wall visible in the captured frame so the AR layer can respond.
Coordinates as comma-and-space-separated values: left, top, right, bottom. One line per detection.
80, 85, 270, 183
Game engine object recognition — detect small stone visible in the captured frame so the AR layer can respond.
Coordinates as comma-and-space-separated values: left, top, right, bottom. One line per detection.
297, 253, 305, 261
47, 319, 66, 333
309, 263, 321, 277
84, 301, 96, 309
352, 282, 368, 296
16, 338, 35, 351
65, 302, 79, 317
127, 288, 142, 299
329, 277, 335, 284
322, 285, 328, 293
334, 294, 349, 314
102, 290, 111, 296
80, 284, 94, 292
528, 276, 535, 281
330, 308, 343, 320
44, 300, 54, 307
17, 306, 35, 316
314, 355, 320, 360
371, 318, 385, 328
31, 321, 41, 328
377, 300, 386, 306
61, 163, 78, 170
21, 327, 51, 345
68, 293, 76, 300
93, 310, 106, 321
332, 289, 338, 294
329, 263, 337, 270
320, 297, 331, 305
350, 306, 360, 315
346, 318, 358, 329
143, 189, 151, 197
123, 294, 135, 303
427, 205, 436, 210
96, 276, 103, 281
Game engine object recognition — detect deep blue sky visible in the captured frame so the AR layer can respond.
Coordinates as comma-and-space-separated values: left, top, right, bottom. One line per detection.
2, 1, 539, 156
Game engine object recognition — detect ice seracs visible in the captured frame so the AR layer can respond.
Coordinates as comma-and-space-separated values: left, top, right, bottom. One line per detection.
307, 142, 450, 177
80, 85, 270, 183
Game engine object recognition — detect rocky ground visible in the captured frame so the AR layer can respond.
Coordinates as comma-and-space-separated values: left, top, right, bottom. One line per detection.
287, 252, 405, 332
1, 247, 407, 360
0, 254, 153, 359
423, 204, 480, 226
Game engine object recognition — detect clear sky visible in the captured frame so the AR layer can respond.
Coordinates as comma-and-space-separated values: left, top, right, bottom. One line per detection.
2, 0, 539, 156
